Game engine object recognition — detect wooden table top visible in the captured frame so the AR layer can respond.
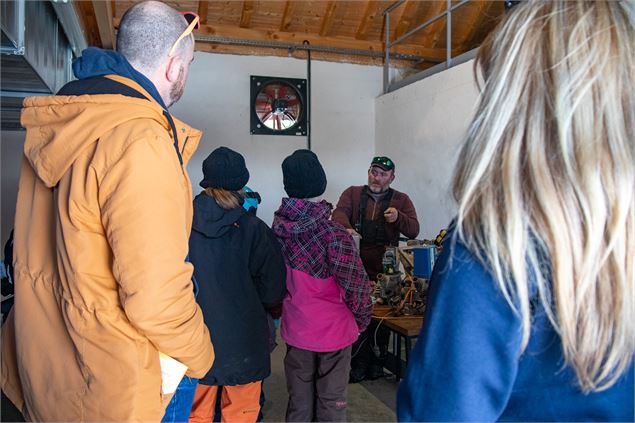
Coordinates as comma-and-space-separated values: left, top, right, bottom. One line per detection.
371, 304, 423, 337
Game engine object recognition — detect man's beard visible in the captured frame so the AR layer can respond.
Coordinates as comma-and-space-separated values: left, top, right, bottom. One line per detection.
368, 184, 388, 194
167, 66, 186, 108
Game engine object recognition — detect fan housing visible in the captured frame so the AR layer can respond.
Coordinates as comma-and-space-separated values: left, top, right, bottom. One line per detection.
250, 76, 307, 136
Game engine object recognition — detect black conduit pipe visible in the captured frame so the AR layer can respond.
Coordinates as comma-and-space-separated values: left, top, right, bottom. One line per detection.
303, 40, 311, 151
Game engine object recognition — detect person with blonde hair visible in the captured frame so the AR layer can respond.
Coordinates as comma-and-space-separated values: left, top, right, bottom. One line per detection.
398, 1, 634, 421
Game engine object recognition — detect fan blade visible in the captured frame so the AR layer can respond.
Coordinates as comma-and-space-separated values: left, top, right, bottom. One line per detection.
278, 84, 288, 98
255, 102, 273, 112
261, 111, 273, 122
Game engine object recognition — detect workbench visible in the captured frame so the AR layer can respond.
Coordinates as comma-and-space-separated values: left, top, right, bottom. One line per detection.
371, 304, 423, 381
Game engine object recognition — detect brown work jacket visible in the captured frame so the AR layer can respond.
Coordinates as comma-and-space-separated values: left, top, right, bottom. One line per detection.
332, 185, 420, 280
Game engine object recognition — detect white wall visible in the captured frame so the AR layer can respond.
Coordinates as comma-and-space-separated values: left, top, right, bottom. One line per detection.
375, 60, 479, 239
1, 131, 24, 246
1, 55, 480, 245
171, 53, 383, 225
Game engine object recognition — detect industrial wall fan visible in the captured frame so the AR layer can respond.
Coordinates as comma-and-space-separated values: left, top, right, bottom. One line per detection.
250, 76, 307, 136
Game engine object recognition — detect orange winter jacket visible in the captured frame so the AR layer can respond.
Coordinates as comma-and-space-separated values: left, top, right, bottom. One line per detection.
1, 75, 214, 421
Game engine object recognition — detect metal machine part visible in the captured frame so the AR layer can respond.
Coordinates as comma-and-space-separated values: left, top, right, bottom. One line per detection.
373, 245, 434, 316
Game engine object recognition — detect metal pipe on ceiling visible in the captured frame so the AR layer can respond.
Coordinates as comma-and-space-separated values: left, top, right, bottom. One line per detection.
194, 35, 443, 64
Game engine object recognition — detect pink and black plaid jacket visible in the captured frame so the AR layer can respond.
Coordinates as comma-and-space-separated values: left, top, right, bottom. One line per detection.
272, 198, 372, 331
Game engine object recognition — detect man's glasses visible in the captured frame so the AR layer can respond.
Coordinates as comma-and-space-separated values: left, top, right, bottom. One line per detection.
371, 156, 394, 171
168, 12, 200, 57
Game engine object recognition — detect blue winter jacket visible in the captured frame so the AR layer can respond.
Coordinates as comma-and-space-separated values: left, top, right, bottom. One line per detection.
397, 233, 634, 422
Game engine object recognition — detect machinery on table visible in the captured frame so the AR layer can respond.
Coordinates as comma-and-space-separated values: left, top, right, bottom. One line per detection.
373, 229, 447, 316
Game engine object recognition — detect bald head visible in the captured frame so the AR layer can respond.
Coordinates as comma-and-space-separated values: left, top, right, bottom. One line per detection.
117, 1, 193, 75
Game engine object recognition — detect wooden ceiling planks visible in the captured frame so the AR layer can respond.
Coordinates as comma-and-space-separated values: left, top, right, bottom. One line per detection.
355, 1, 383, 41
95, 0, 503, 69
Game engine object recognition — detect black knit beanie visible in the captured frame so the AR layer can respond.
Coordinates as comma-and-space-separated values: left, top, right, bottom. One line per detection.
199, 147, 249, 191
282, 149, 327, 199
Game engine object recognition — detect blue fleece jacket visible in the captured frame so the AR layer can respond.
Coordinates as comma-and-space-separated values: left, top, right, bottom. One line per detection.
397, 234, 634, 422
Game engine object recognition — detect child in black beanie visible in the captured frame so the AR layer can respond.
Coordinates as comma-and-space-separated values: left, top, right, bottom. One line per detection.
189, 147, 286, 423
272, 149, 372, 422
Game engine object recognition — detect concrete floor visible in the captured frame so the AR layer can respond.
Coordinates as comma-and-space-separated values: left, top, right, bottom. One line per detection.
262, 335, 398, 422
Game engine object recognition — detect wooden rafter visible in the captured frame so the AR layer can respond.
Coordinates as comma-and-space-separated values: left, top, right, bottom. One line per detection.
239, 1, 254, 28
197, 1, 209, 25
394, 0, 422, 41
74, 1, 101, 47
280, 1, 295, 32
195, 22, 448, 61
456, 1, 493, 52
388, 1, 407, 42
92, 0, 115, 49
195, 42, 434, 69
319, 2, 338, 37
420, 1, 450, 48
355, 1, 379, 40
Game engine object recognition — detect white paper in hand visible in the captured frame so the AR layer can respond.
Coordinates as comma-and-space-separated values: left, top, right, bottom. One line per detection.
159, 352, 188, 394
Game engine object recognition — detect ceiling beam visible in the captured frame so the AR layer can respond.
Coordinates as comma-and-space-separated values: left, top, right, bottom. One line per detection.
319, 2, 338, 37
195, 42, 434, 69
198, 1, 209, 25
355, 1, 377, 40
280, 1, 295, 32
239, 1, 254, 28
194, 22, 448, 61
388, 1, 407, 42
92, 0, 115, 49
456, 1, 492, 52
420, 1, 450, 48
394, 0, 421, 41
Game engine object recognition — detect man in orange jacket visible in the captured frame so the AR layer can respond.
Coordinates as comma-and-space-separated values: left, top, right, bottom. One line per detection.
1, 2, 214, 421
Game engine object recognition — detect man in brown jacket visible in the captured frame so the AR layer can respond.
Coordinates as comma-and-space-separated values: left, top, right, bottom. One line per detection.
332, 155, 420, 382
1, 2, 214, 421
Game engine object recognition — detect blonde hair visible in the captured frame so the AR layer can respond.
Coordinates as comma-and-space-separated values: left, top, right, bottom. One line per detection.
452, 0, 635, 392
204, 187, 245, 210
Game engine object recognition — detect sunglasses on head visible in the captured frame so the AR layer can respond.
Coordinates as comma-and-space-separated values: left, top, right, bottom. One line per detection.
168, 12, 200, 57
371, 156, 394, 170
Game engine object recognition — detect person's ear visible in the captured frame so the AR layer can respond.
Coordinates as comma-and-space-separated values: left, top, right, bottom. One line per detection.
389, 172, 395, 183
165, 56, 182, 83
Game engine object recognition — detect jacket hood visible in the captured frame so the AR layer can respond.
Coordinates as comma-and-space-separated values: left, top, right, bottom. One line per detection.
73, 47, 168, 110
21, 90, 162, 188
20, 76, 201, 188
192, 192, 245, 238
272, 198, 332, 239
